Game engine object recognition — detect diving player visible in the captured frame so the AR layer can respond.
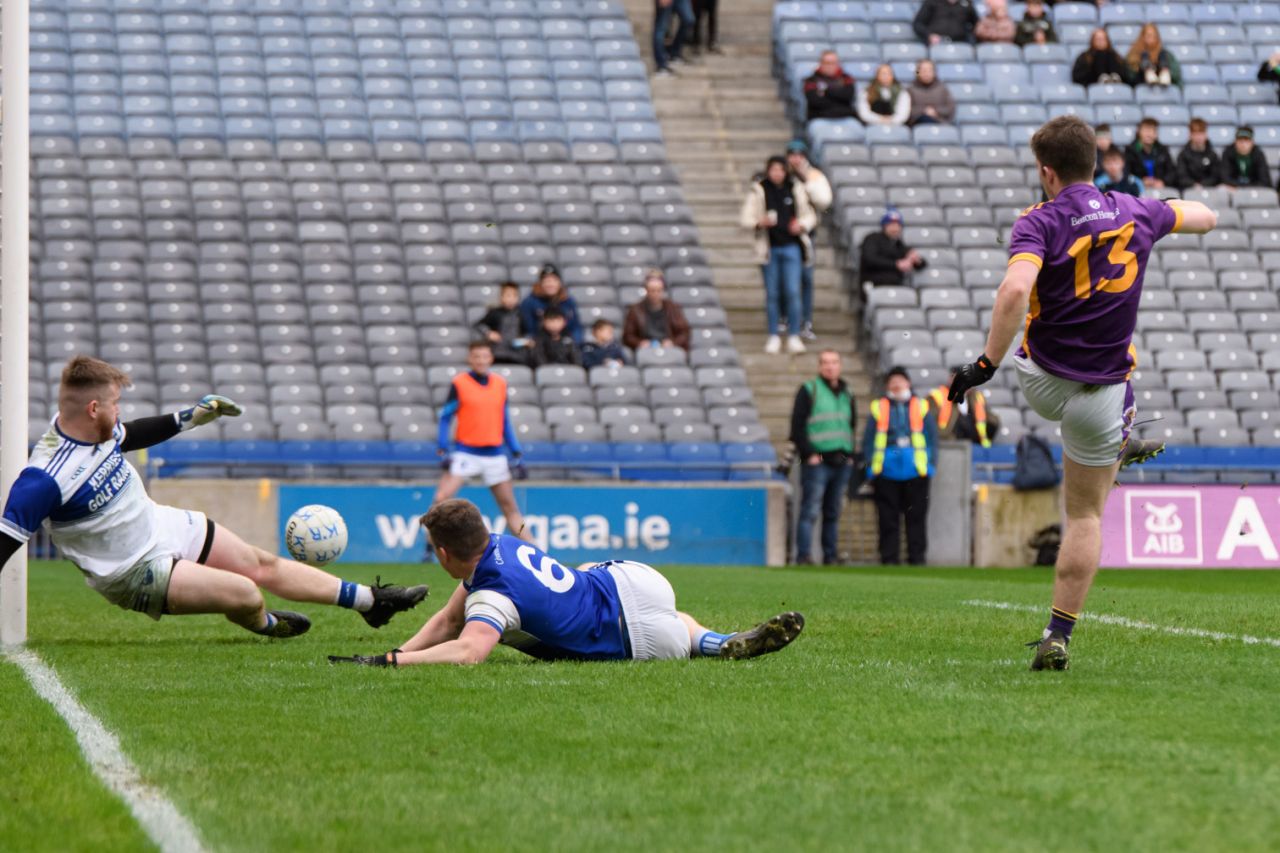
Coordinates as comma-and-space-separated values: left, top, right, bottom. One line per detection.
947, 115, 1218, 670
328, 498, 805, 666
0, 356, 429, 638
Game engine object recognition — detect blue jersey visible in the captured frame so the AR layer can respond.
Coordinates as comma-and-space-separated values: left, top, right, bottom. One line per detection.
463, 534, 627, 661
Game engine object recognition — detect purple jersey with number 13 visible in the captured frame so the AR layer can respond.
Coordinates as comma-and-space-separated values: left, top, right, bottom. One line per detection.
1007, 182, 1181, 385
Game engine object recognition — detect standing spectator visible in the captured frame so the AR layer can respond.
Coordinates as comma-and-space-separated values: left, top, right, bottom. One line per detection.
530, 308, 581, 368
1014, 0, 1057, 47
520, 264, 583, 345
929, 372, 1000, 447
1071, 28, 1130, 87
1126, 23, 1180, 88
857, 64, 912, 127
652, 0, 695, 77
740, 156, 815, 355
786, 140, 832, 340
1123, 117, 1176, 190
789, 350, 858, 565
907, 59, 956, 126
912, 0, 977, 46
1260, 50, 1280, 104
859, 209, 927, 287
1095, 148, 1143, 196
974, 0, 1016, 44
691, 0, 719, 55
1175, 118, 1222, 191
1221, 126, 1274, 190
622, 269, 691, 352
581, 319, 628, 370
862, 367, 937, 566
804, 51, 857, 123
472, 281, 532, 366
1093, 123, 1114, 177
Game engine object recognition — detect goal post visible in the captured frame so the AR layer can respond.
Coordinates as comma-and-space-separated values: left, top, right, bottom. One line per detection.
1, 0, 31, 646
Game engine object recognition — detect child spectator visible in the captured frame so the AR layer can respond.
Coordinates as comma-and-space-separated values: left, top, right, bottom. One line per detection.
1175, 118, 1222, 190
1072, 28, 1129, 87
974, 0, 1016, 44
1220, 126, 1274, 189
1095, 148, 1143, 196
907, 60, 956, 126
1014, 0, 1057, 47
581, 319, 629, 370
1123, 117, 1176, 190
472, 281, 533, 366
803, 51, 857, 123
1094, 123, 1114, 177
520, 263, 583, 344
1126, 23, 1180, 88
857, 64, 911, 127
531, 308, 580, 367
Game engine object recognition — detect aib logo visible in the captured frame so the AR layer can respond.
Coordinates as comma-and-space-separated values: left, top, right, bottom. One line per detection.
1125, 490, 1202, 565
1143, 503, 1184, 554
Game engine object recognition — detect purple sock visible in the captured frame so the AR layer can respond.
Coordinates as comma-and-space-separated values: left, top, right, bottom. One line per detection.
1045, 607, 1078, 641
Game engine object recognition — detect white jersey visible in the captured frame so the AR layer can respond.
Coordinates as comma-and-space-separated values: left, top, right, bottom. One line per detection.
1, 419, 161, 578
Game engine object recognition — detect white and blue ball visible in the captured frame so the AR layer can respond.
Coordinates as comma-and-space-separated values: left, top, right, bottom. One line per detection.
285, 504, 348, 567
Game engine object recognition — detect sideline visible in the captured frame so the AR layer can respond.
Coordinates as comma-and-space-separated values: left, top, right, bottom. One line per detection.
4, 648, 208, 853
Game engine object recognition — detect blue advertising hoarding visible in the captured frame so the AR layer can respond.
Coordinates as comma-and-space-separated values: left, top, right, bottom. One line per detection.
277, 484, 768, 565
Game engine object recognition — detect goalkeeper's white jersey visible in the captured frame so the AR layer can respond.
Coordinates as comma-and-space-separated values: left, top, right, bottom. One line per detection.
0, 419, 160, 578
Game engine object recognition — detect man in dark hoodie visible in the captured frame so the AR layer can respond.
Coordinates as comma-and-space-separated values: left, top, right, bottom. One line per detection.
804, 51, 857, 123
859, 209, 927, 287
913, 0, 977, 45
1123, 117, 1176, 190
1221, 126, 1274, 190
1175, 118, 1221, 191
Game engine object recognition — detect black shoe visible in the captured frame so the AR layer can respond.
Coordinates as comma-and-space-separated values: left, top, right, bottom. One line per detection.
328, 651, 397, 667
1028, 632, 1070, 671
361, 578, 429, 629
257, 610, 311, 638
1120, 438, 1165, 469
720, 612, 805, 660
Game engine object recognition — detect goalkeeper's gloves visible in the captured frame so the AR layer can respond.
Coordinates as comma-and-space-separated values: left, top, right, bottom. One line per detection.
177, 394, 243, 431
328, 650, 399, 667
437, 448, 451, 471
512, 454, 529, 480
947, 354, 997, 402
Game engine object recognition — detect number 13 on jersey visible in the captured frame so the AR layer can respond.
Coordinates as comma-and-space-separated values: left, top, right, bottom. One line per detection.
1067, 221, 1138, 300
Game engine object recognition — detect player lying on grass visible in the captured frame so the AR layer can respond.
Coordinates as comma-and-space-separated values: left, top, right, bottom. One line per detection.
0, 356, 428, 638
947, 115, 1218, 671
328, 498, 804, 666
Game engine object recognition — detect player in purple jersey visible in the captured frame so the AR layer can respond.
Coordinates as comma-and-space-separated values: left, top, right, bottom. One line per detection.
947, 116, 1217, 671
328, 499, 805, 666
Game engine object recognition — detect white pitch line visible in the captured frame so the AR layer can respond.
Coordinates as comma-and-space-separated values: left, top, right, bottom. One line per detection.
5, 648, 208, 853
962, 599, 1280, 649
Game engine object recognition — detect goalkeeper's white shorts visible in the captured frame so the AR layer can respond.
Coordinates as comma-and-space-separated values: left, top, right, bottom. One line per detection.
450, 451, 511, 486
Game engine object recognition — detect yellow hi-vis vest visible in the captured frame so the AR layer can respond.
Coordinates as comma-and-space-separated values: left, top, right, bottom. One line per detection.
929, 386, 991, 448
869, 396, 930, 477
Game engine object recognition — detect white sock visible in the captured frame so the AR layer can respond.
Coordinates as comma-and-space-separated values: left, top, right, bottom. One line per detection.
335, 580, 375, 612
692, 629, 734, 657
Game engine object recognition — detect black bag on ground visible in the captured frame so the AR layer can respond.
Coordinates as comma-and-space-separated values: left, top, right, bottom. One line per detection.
1012, 433, 1061, 491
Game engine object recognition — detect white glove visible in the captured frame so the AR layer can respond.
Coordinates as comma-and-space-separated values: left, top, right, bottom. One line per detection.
177, 395, 243, 431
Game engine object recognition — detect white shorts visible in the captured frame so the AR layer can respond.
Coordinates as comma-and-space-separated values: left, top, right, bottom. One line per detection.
450, 451, 511, 486
86, 505, 211, 620
1015, 356, 1136, 468
607, 561, 691, 661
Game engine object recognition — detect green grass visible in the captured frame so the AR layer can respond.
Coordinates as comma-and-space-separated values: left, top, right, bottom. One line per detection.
8, 560, 1280, 852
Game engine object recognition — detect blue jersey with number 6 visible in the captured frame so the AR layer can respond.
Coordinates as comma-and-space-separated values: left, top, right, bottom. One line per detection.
462, 534, 626, 660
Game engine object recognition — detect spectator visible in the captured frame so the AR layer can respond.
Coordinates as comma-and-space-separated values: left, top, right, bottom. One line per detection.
857, 64, 912, 127
740, 156, 815, 355
1014, 0, 1057, 47
1175, 118, 1222, 191
1071, 28, 1129, 87
580, 319, 629, 370
974, 0, 1016, 43
1260, 50, 1280, 104
472, 281, 533, 366
862, 367, 937, 566
623, 269, 691, 352
652, 0, 695, 77
907, 59, 956, 126
1126, 23, 1180, 88
790, 350, 858, 565
1094, 123, 1114, 177
1123, 117, 1176, 190
520, 263, 583, 345
912, 0, 977, 46
1221, 126, 1274, 190
786, 140, 832, 341
1094, 148, 1143, 196
803, 51, 857, 123
691, 0, 719, 55
928, 371, 1000, 447
530, 308, 580, 368
858, 209, 927, 287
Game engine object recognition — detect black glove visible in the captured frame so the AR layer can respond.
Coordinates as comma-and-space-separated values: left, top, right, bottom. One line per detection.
437, 449, 451, 472
948, 354, 997, 402
511, 455, 529, 480
328, 650, 399, 667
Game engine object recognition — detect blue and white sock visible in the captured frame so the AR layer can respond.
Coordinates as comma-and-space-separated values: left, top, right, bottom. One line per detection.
692, 629, 734, 657
335, 580, 374, 612
253, 612, 278, 635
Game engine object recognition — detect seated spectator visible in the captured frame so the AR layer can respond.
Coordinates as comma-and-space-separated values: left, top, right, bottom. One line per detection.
531, 308, 580, 367
1095, 148, 1143, 196
857, 64, 911, 127
472, 281, 533, 366
1123, 117, 1176, 190
580, 319, 629, 370
623, 269, 691, 352
974, 0, 1015, 43
1220, 126, 1274, 190
859, 209, 927, 287
1126, 23, 1180, 88
1094, 123, 1114, 177
907, 60, 955, 126
912, 0, 977, 46
1072, 28, 1130, 87
1260, 51, 1280, 104
1014, 0, 1057, 47
520, 263, 583, 344
1175, 118, 1222, 191
804, 51, 857, 123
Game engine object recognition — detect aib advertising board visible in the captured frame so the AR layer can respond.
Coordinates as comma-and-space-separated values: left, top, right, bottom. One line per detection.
1101, 485, 1280, 568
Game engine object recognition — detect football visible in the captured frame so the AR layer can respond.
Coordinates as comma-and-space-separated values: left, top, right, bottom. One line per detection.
284, 504, 349, 567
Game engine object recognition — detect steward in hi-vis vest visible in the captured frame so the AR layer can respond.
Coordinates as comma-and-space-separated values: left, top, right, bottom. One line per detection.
928, 383, 1000, 448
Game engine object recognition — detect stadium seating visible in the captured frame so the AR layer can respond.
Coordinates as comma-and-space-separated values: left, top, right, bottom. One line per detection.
774, 0, 1280, 451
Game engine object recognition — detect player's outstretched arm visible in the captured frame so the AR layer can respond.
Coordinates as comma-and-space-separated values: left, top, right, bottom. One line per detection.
119, 395, 243, 451
397, 582, 468, 653
949, 259, 1038, 401
395, 620, 500, 666
1166, 199, 1218, 235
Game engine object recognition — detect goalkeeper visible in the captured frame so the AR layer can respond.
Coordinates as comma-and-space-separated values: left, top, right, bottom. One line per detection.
0, 355, 428, 639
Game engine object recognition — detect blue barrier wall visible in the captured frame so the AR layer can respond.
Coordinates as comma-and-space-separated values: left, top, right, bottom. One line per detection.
277, 484, 769, 565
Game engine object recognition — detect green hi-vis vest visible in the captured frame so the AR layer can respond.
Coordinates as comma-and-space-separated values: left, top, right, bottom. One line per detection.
804, 379, 855, 453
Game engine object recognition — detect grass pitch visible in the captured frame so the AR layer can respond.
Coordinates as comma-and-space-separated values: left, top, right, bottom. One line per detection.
5, 561, 1279, 852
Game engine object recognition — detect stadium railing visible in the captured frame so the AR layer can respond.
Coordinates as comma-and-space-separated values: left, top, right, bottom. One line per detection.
972, 445, 1280, 485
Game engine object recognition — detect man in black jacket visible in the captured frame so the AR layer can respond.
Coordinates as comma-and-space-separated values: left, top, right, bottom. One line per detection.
1175, 118, 1221, 190
804, 51, 857, 122
1259, 51, 1280, 104
913, 0, 977, 45
1221, 126, 1274, 189
789, 349, 858, 565
1123, 117, 1176, 190
859, 209, 927, 287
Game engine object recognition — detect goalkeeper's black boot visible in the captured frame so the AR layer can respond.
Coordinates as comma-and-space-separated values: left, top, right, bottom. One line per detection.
1029, 632, 1070, 671
257, 610, 311, 638
1120, 438, 1165, 469
719, 612, 805, 660
361, 578, 429, 629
